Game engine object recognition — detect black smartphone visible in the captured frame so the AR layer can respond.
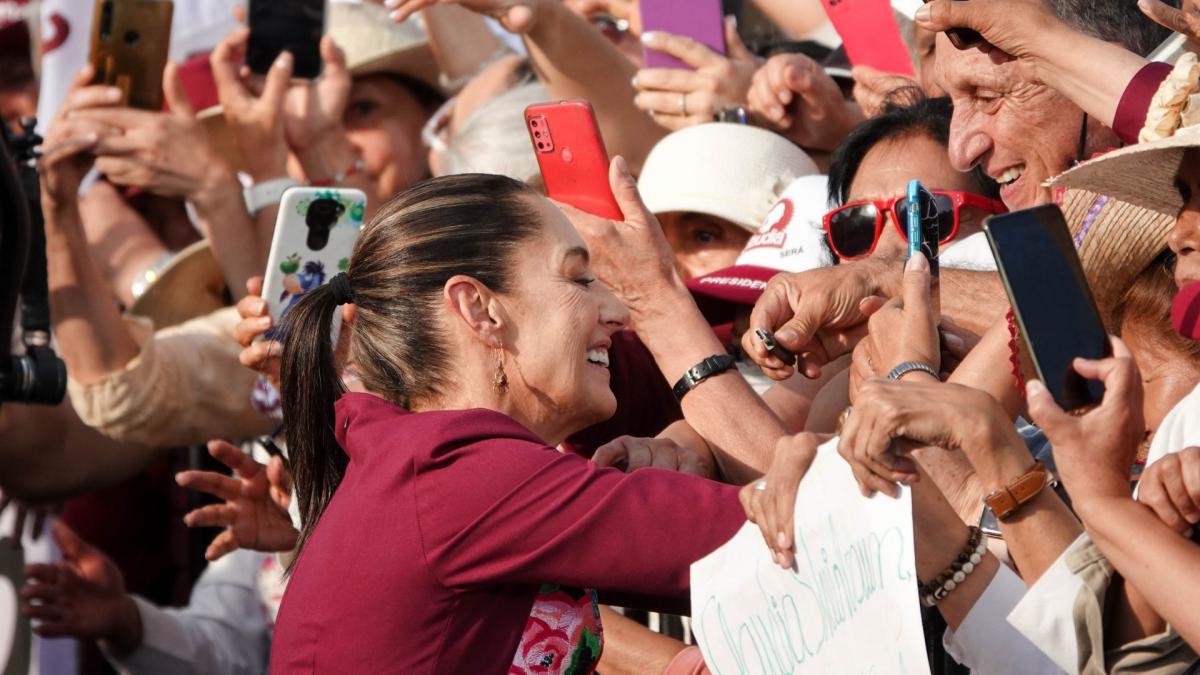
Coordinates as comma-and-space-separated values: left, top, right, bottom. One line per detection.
921, 0, 984, 50
246, 0, 325, 80
984, 204, 1110, 411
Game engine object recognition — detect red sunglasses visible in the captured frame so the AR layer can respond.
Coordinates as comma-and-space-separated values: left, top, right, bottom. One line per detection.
822, 190, 1007, 260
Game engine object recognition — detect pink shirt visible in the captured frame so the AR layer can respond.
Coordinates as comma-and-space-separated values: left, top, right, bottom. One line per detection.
270, 392, 744, 674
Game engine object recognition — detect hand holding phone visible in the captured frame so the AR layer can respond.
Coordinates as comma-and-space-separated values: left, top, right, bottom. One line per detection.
755, 328, 798, 367
638, 0, 726, 69
88, 0, 174, 110
525, 100, 623, 220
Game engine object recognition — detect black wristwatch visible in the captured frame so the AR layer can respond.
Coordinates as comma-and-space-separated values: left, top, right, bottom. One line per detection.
672, 354, 737, 401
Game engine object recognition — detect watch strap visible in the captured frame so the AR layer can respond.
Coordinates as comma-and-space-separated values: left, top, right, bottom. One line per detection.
672, 354, 736, 401
984, 461, 1049, 521
243, 177, 300, 217
887, 360, 940, 381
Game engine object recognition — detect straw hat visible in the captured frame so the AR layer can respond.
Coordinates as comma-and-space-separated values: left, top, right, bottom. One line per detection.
1049, 124, 1200, 218
1059, 188, 1175, 328
638, 123, 820, 233
127, 240, 229, 329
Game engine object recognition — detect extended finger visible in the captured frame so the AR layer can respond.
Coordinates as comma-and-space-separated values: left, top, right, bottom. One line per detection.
175, 470, 241, 502
1138, 0, 1200, 39
239, 340, 281, 373
259, 51, 293, 114
205, 529, 241, 562
163, 60, 196, 118
634, 90, 699, 116
592, 440, 630, 469
1159, 461, 1200, 525
641, 31, 721, 68
61, 85, 124, 116
20, 581, 60, 604
211, 27, 252, 106
208, 439, 263, 480
22, 603, 65, 623
234, 307, 272, 346
23, 563, 59, 584
1025, 379, 1072, 439
183, 503, 238, 529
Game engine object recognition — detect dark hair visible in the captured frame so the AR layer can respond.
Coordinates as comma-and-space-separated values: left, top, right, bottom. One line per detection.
380, 72, 447, 114
1049, 0, 1173, 57
826, 97, 1000, 206
279, 173, 542, 568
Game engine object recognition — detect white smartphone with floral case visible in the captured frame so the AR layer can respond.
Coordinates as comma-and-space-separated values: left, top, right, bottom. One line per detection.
261, 186, 367, 338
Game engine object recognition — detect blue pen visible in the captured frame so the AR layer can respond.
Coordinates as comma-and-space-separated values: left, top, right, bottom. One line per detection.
906, 179, 923, 262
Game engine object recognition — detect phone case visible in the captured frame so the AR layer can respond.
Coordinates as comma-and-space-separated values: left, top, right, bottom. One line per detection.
525, 100, 623, 220
88, 0, 174, 110
820, 0, 914, 76
262, 187, 367, 336
247, 0, 326, 79
905, 180, 940, 277
984, 205, 1109, 411
638, 0, 726, 70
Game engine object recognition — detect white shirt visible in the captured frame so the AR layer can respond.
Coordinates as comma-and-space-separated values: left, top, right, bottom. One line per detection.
106, 550, 281, 675
943, 562, 1065, 674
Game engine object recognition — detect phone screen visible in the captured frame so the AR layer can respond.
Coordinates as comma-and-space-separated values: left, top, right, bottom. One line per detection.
984, 205, 1109, 411
247, 0, 324, 79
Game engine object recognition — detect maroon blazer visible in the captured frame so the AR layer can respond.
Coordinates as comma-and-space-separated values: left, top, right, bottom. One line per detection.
270, 393, 744, 674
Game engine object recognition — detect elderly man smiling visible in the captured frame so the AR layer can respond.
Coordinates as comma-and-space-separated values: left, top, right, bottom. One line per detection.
739, 0, 1171, 377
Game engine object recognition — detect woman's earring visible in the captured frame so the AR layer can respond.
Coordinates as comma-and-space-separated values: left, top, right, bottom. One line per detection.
494, 350, 508, 392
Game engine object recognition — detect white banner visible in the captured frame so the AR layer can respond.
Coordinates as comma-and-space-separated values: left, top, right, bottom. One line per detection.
690, 440, 930, 675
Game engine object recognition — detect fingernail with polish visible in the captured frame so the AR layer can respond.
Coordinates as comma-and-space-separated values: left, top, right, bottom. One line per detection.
275, 51, 292, 68
630, 75, 638, 89
914, 4, 931, 23
641, 31, 659, 45
775, 531, 788, 549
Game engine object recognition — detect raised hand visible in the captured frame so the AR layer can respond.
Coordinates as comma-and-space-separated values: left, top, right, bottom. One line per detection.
746, 52, 861, 151
851, 65, 924, 118
175, 440, 297, 561
38, 65, 124, 210
282, 36, 352, 153
1025, 337, 1145, 504
1138, 0, 1200, 46
21, 521, 142, 654
384, 0, 542, 34
210, 26, 293, 180
633, 18, 759, 130
235, 277, 282, 388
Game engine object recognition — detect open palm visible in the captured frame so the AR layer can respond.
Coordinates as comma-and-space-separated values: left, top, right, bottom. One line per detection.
176, 440, 298, 561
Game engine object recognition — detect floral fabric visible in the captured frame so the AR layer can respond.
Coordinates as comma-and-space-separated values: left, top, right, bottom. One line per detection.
510, 585, 603, 674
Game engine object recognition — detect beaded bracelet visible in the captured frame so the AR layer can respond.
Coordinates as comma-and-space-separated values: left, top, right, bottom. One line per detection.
919, 526, 986, 607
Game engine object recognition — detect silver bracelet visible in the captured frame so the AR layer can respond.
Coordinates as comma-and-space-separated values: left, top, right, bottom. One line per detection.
130, 252, 176, 301
886, 361, 939, 382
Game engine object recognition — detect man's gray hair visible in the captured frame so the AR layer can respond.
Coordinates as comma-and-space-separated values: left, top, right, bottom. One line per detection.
1049, 0, 1174, 56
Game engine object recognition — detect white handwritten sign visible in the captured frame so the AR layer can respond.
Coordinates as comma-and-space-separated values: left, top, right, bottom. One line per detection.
690, 440, 930, 675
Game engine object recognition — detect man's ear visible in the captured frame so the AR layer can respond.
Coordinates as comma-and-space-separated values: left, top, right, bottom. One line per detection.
444, 275, 506, 348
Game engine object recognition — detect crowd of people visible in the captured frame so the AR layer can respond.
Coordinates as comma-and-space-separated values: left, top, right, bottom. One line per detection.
2, 0, 1200, 672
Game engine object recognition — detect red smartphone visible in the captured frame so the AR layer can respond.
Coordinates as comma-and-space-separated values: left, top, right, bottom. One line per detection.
525, 100, 623, 220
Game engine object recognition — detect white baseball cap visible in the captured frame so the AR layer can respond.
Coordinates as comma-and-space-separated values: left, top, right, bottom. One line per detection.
687, 174, 834, 323
638, 123, 821, 233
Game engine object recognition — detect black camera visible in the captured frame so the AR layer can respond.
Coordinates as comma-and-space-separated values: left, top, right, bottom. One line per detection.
304, 197, 344, 251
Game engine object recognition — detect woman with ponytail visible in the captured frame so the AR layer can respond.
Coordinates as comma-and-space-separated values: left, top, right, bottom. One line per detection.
269, 161, 745, 674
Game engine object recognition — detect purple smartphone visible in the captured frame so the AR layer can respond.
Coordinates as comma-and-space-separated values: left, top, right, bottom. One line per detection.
638, 0, 726, 70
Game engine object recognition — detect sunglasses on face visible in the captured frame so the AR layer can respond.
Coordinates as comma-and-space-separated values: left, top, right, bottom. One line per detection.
822, 190, 1008, 260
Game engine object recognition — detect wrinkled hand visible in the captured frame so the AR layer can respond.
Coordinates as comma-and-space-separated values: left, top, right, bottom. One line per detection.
593, 436, 712, 477
633, 19, 758, 130
175, 440, 297, 561
851, 65, 924, 118
1138, 0, 1200, 48
847, 254, 941, 401
746, 52, 861, 151
74, 61, 233, 201
739, 433, 828, 568
385, 0, 541, 33
558, 156, 682, 321
235, 277, 282, 388
1025, 337, 1145, 503
21, 521, 140, 650
1138, 446, 1200, 537
742, 255, 897, 381
840, 379, 1008, 497
914, 0, 1064, 82
210, 27, 292, 179
38, 66, 124, 209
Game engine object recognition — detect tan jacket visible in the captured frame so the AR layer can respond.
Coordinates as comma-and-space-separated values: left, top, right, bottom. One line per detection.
69, 307, 273, 447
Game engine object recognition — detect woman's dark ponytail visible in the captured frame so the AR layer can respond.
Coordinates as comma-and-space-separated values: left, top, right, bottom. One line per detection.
279, 281, 347, 573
